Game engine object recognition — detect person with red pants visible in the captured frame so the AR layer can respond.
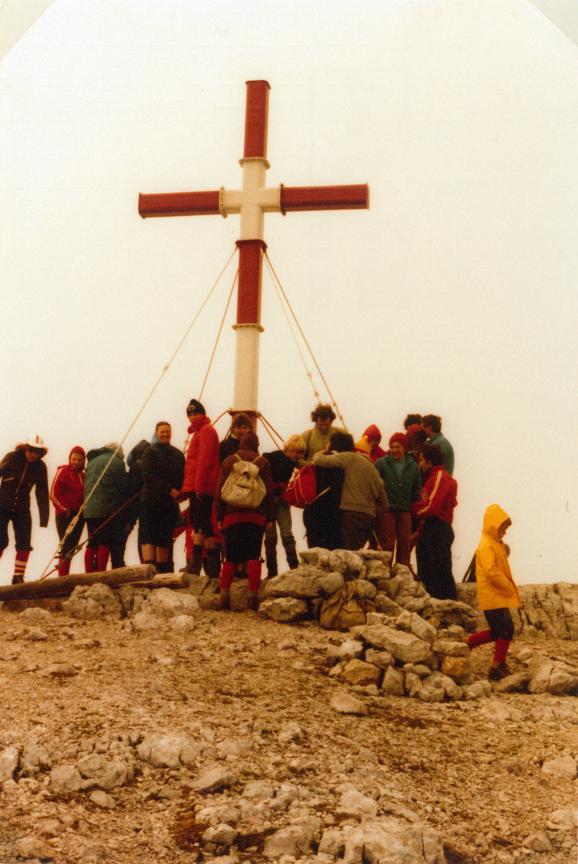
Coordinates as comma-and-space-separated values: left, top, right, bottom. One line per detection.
215, 431, 274, 611
467, 504, 520, 681
181, 400, 220, 578
412, 443, 458, 599
50, 446, 85, 576
0, 434, 49, 584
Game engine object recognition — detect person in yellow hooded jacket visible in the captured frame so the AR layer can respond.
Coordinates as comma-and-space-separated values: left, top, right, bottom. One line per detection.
467, 504, 521, 680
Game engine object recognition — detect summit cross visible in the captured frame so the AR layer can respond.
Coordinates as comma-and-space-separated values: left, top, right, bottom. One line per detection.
139, 80, 369, 418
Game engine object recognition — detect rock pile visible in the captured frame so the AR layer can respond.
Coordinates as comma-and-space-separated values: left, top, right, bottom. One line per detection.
62, 584, 199, 633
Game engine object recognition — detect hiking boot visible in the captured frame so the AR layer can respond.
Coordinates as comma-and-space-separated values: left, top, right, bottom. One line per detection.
203, 549, 221, 579
11, 574, 24, 585
217, 591, 230, 611
488, 662, 511, 681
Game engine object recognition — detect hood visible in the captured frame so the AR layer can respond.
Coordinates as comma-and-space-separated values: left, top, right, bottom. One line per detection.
482, 504, 511, 540
87, 445, 123, 461
354, 436, 372, 455
363, 424, 382, 444
69, 445, 86, 467
127, 439, 150, 467
188, 414, 211, 434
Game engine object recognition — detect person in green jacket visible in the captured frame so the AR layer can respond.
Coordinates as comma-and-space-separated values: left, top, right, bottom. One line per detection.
375, 433, 421, 565
83, 444, 128, 573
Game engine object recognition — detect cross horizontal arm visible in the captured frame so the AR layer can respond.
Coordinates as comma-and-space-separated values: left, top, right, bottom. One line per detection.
280, 184, 369, 213
138, 190, 221, 219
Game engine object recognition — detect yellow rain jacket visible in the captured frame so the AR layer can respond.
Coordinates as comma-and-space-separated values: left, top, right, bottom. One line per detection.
475, 504, 521, 611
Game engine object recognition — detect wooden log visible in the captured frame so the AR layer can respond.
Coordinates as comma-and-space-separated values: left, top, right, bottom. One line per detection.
0, 565, 156, 602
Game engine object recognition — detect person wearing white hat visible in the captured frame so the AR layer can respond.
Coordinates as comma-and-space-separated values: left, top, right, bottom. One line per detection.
0, 434, 49, 583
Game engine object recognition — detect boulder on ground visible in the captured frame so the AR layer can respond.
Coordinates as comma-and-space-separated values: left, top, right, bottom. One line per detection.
259, 597, 308, 623
263, 567, 344, 599
63, 584, 123, 620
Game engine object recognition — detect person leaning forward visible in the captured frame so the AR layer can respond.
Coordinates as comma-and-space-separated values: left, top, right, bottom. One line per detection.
313, 432, 388, 551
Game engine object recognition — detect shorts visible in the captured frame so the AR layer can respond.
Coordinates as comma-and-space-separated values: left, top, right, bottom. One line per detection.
140, 500, 180, 548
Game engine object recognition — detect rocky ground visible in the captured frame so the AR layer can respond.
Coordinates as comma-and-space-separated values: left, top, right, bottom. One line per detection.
0, 581, 576, 864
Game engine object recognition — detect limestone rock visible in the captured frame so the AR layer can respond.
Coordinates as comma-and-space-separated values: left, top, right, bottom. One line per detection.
424, 597, 478, 630
25, 627, 49, 641
440, 655, 472, 684
523, 832, 552, 852
263, 818, 320, 858
495, 672, 530, 693
202, 823, 238, 847
328, 549, 364, 576
170, 614, 196, 633
278, 722, 305, 745
89, 789, 115, 808
63, 583, 123, 620
373, 594, 405, 617
342, 816, 445, 864
141, 588, 199, 619
50, 764, 83, 794
327, 638, 364, 664
381, 665, 405, 696
15, 834, 55, 860
341, 658, 380, 686
19, 606, 52, 626
76, 753, 133, 790
432, 638, 469, 657
405, 671, 423, 697
541, 755, 577, 780
0, 745, 20, 781
41, 662, 79, 678
365, 648, 394, 669
137, 733, 201, 768
193, 765, 237, 793
20, 742, 51, 776
264, 567, 344, 599
259, 597, 308, 622
337, 784, 379, 820
419, 672, 462, 702
546, 808, 577, 832
351, 624, 432, 664
331, 691, 368, 715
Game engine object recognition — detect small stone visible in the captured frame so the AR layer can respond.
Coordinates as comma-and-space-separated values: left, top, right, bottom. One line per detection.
365, 648, 394, 669
331, 691, 368, 715
25, 627, 49, 641
202, 823, 238, 847
337, 784, 378, 820
193, 765, 236, 793
15, 834, 55, 859
78, 841, 108, 863
523, 831, 552, 852
342, 659, 381, 687
77, 753, 132, 789
170, 614, 196, 633
381, 665, 405, 696
89, 789, 115, 808
41, 662, 79, 678
546, 808, 576, 831
541, 755, 577, 780
432, 638, 469, 657
0, 745, 20, 781
440, 655, 472, 683
50, 764, 83, 794
278, 722, 305, 744
20, 607, 52, 626
259, 597, 308, 623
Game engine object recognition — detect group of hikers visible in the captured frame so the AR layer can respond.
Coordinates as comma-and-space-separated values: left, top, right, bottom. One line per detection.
0, 401, 519, 679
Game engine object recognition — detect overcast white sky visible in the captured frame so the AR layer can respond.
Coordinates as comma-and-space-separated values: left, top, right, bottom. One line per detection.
1, 0, 577, 585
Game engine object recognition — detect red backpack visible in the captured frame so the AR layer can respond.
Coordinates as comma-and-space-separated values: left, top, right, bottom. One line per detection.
282, 464, 319, 508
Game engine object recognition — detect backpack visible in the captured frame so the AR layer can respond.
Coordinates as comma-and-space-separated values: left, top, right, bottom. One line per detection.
282, 463, 320, 508
319, 579, 376, 631
220, 455, 266, 509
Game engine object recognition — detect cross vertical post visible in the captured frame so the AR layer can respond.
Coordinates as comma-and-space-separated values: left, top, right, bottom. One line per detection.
138, 80, 369, 422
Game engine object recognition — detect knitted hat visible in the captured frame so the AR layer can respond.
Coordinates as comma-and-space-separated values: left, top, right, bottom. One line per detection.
389, 432, 407, 450
187, 399, 206, 416
405, 423, 424, 447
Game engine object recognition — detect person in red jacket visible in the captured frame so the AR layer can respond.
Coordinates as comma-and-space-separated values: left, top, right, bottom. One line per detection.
412, 443, 458, 599
181, 400, 220, 577
215, 431, 274, 611
50, 446, 86, 576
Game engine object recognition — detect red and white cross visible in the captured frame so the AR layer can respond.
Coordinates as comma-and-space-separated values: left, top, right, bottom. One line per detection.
139, 80, 369, 418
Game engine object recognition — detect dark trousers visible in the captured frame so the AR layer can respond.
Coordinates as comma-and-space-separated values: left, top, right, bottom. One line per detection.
303, 508, 341, 550
484, 608, 514, 640
340, 510, 373, 551
0, 507, 32, 552
56, 511, 85, 558
416, 517, 457, 599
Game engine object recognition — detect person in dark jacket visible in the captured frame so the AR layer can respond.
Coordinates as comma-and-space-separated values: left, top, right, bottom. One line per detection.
219, 412, 253, 463
117, 439, 150, 565
375, 433, 422, 565
215, 431, 274, 610
0, 434, 49, 584
303, 463, 344, 551
50, 445, 86, 576
140, 422, 184, 572
84, 443, 128, 573
262, 434, 305, 576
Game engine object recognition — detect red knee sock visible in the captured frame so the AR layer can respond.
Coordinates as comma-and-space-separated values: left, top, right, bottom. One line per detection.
96, 545, 110, 572
14, 551, 30, 580
467, 630, 493, 649
58, 557, 72, 577
84, 547, 97, 573
220, 561, 236, 592
246, 559, 262, 593
493, 638, 511, 664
